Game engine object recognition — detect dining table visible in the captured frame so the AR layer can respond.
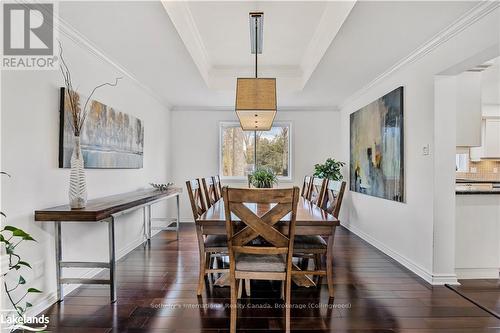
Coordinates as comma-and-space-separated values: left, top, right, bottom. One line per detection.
197, 196, 339, 288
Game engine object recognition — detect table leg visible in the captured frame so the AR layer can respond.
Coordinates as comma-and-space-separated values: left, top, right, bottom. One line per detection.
147, 204, 152, 243
54, 221, 62, 301
108, 216, 117, 303
176, 195, 180, 240
326, 227, 336, 298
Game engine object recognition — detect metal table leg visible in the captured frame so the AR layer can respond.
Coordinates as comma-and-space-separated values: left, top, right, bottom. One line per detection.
176, 194, 180, 240
147, 204, 152, 243
54, 221, 62, 301
108, 216, 117, 303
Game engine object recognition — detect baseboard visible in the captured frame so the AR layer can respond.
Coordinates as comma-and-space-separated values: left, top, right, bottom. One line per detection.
341, 222, 458, 285
28, 230, 162, 318
456, 268, 500, 279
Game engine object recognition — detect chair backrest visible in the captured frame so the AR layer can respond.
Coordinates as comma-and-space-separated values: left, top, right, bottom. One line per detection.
222, 187, 300, 259
301, 176, 313, 198
213, 175, 223, 200
186, 179, 207, 220
321, 180, 346, 218
309, 177, 326, 205
202, 176, 219, 207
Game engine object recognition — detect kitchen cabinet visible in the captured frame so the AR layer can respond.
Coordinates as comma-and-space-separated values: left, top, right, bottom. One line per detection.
470, 118, 500, 160
484, 119, 500, 158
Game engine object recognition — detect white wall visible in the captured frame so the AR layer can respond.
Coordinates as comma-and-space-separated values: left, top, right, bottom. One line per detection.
1, 35, 171, 312
170, 109, 340, 220
338, 6, 499, 284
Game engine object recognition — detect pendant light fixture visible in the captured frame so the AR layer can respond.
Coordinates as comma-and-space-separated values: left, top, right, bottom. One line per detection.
235, 12, 277, 131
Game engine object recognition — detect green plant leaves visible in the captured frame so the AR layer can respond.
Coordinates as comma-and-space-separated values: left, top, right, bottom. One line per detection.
313, 158, 346, 181
28, 288, 42, 293
2, 226, 36, 241
249, 168, 277, 188
18, 261, 32, 269
19, 276, 26, 285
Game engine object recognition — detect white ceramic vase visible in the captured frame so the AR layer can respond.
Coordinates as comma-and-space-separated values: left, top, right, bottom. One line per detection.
69, 136, 87, 209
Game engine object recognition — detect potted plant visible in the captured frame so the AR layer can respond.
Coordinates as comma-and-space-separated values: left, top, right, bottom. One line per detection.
313, 158, 346, 180
1, 172, 45, 331
248, 168, 278, 188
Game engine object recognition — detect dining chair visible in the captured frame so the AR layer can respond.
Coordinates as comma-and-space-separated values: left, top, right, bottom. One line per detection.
202, 176, 219, 208
293, 179, 346, 298
308, 177, 326, 205
301, 176, 313, 198
222, 186, 300, 333
213, 175, 223, 199
186, 179, 228, 295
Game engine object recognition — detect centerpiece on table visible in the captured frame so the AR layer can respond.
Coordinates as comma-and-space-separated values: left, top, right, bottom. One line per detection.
248, 167, 278, 188
58, 43, 121, 209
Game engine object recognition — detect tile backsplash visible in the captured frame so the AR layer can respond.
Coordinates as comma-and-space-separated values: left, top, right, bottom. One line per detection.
457, 160, 500, 181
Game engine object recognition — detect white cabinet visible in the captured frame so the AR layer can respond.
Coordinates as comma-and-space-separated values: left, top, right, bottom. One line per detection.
456, 72, 482, 147
484, 119, 500, 158
470, 118, 500, 160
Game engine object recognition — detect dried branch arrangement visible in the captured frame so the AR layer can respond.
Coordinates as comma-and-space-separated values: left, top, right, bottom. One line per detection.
58, 42, 122, 136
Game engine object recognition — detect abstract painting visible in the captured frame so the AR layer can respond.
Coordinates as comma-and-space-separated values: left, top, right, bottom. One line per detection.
350, 86, 404, 202
59, 88, 144, 169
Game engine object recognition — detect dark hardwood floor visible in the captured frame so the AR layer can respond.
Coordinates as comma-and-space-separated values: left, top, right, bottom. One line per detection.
449, 279, 500, 319
40, 224, 500, 332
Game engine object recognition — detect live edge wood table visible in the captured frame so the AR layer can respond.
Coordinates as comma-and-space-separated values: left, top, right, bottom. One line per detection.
198, 197, 339, 290
34, 188, 182, 303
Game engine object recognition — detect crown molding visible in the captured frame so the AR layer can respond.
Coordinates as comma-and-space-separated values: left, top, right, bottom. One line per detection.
339, 1, 500, 111
300, 1, 356, 89
162, 1, 211, 85
171, 105, 338, 112
52, 15, 172, 110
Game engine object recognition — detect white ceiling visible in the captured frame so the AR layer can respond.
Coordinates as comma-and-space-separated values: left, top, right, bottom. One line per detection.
60, 1, 481, 110
163, 1, 355, 91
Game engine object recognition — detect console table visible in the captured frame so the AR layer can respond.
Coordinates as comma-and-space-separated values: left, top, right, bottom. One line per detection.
34, 187, 182, 303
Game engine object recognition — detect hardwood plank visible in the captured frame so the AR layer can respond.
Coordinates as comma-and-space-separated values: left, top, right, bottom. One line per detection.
33, 224, 500, 332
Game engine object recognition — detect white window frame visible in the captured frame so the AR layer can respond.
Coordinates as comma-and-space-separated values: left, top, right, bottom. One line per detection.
218, 121, 293, 182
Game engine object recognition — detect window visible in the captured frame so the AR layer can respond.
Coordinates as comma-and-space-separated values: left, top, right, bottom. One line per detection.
219, 122, 291, 179
456, 153, 469, 172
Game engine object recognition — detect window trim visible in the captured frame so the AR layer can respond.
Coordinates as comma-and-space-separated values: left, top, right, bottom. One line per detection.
218, 121, 293, 182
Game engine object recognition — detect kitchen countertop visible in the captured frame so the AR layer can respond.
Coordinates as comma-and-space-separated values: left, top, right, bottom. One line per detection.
456, 178, 500, 184
456, 180, 500, 194
456, 188, 500, 194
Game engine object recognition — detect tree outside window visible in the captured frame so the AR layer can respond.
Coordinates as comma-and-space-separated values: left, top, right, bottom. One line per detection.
220, 123, 291, 179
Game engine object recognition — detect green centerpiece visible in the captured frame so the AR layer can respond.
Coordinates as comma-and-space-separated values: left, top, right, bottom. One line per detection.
248, 168, 278, 188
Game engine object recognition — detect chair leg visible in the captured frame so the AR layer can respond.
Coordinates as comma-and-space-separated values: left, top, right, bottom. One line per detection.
197, 251, 206, 296
230, 276, 238, 333
237, 279, 243, 299
208, 254, 215, 282
284, 276, 291, 333
314, 254, 322, 285
326, 233, 335, 298
244, 279, 251, 297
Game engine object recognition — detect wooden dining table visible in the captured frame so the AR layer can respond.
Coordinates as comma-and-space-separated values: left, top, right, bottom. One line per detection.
197, 196, 339, 288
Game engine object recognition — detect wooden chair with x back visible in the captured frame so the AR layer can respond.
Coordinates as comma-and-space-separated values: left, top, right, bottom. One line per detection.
308, 177, 326, 205
223, 186, 300, 333
202, 176, 220, 208
301, 176, 313, 198
186, 179, 228, 295
213, 175, 223, 199
293, 179, 346, 298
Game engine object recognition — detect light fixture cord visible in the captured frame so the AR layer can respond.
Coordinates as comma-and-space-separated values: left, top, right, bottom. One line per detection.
255, 16, 258, 79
